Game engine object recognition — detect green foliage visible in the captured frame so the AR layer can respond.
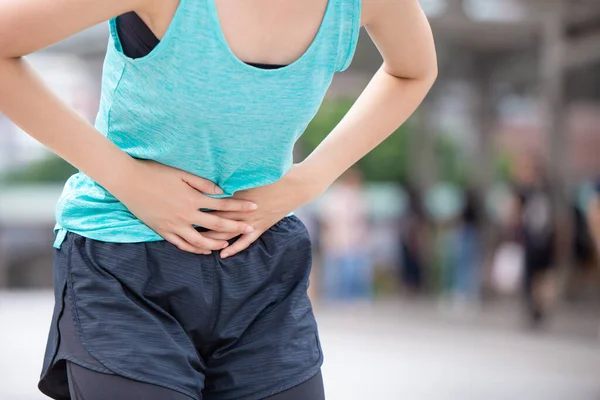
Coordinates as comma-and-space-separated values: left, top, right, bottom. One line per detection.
299, 98, 413, 182
494, 150, 513, 182
434, 135, 466, 185
3, 155, 76, 184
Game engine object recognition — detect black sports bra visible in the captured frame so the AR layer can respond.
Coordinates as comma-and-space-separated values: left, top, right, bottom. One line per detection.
116, 12, 287, 69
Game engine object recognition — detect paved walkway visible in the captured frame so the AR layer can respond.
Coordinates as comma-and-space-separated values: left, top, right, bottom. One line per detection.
1, 291, 599, 400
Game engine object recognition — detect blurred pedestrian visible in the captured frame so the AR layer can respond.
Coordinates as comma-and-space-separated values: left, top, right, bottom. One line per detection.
398, 184, 426, 294
585, 180, 600, 338
587, 181, 600, 257
452, 189, 483, 309
566, 190, 596, 301
509, 153, 557, 326
320, 168, 372, 301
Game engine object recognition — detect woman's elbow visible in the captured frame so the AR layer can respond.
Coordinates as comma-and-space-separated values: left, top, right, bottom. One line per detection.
385, 59, 438, 86
425, 62, 438, 87
414, 56, 439, 89
416, 60, 437, 86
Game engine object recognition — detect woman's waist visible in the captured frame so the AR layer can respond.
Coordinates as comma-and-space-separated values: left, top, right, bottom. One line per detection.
59, 162, 287, 203
54, 168, 292, 237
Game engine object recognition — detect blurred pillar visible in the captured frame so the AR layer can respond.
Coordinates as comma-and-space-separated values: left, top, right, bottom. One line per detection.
408, 95, 437, 293
0, 225, 7, 288
446, 0, 466, 19
471, 55, 497, 265
472, 56, 495, 198
411, 98, 436, 193
0, 116, 18, 172
540, 0, 573, 286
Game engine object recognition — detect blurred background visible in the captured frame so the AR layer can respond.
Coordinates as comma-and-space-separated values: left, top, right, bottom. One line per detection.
2, 0, 600, 399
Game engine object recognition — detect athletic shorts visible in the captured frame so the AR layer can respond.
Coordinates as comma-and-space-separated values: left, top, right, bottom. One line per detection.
38, 215, 323, 400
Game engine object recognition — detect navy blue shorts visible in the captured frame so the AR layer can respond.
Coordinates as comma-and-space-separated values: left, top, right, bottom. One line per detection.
39, 215, 323, 400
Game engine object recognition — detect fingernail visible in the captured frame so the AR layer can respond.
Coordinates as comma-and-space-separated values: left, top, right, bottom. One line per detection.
244, 226, 254, 234
215, 186, 224, 194
221, 252, 229, 259
249, 203, 258, 210
222, 242, 229, 249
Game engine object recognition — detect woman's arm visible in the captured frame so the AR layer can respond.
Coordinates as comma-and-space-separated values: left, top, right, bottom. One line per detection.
0, 0, 148, 178
298, 0, 438, 189
0, 0, 256, 253
207, 0, 438, 258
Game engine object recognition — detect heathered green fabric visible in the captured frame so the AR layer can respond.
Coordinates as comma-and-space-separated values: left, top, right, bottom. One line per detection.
53, 0, 361, 249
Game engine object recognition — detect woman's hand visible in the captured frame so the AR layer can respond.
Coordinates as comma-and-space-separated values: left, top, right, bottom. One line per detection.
202, 164, 323, 258
114, 159, 258, 254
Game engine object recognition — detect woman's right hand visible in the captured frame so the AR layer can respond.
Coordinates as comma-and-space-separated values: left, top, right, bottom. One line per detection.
114, 159, 257, 254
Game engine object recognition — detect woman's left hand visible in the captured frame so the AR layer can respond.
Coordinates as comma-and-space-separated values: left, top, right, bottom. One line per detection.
203, 164, 323, 258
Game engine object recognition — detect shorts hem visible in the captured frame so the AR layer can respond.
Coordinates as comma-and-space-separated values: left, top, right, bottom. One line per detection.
44, 353, 200, 400
232, 364, 323, 400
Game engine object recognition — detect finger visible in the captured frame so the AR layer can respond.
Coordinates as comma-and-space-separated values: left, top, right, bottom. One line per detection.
203, 197, 258, 212
181, 173, 224, 195
220, 231, 260, 259
207, 211, 235, 219
163, 233, 212, 255
196, 212, 254, 234
202, 230, 239, 241
178, 227, 230, 251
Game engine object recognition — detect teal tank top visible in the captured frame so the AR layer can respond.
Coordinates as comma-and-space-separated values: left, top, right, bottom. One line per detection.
53, 0, 362, 249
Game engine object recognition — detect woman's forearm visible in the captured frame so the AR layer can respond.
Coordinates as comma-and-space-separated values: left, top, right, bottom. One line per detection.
0, 57, 136, 194
299, 66, 436, 190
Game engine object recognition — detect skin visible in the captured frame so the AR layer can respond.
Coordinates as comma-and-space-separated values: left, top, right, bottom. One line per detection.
587, 196, 600, 259
0, 0, 437, 258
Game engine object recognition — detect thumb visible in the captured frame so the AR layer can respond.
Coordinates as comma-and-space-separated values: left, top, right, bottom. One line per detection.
182, 173, 224, 195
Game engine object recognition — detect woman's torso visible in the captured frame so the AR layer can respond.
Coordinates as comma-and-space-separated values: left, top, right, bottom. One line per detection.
53, 0, 361, 248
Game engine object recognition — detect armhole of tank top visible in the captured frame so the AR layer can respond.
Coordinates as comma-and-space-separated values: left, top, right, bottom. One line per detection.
336, 0, 362, 73
107, 0, 188, 64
